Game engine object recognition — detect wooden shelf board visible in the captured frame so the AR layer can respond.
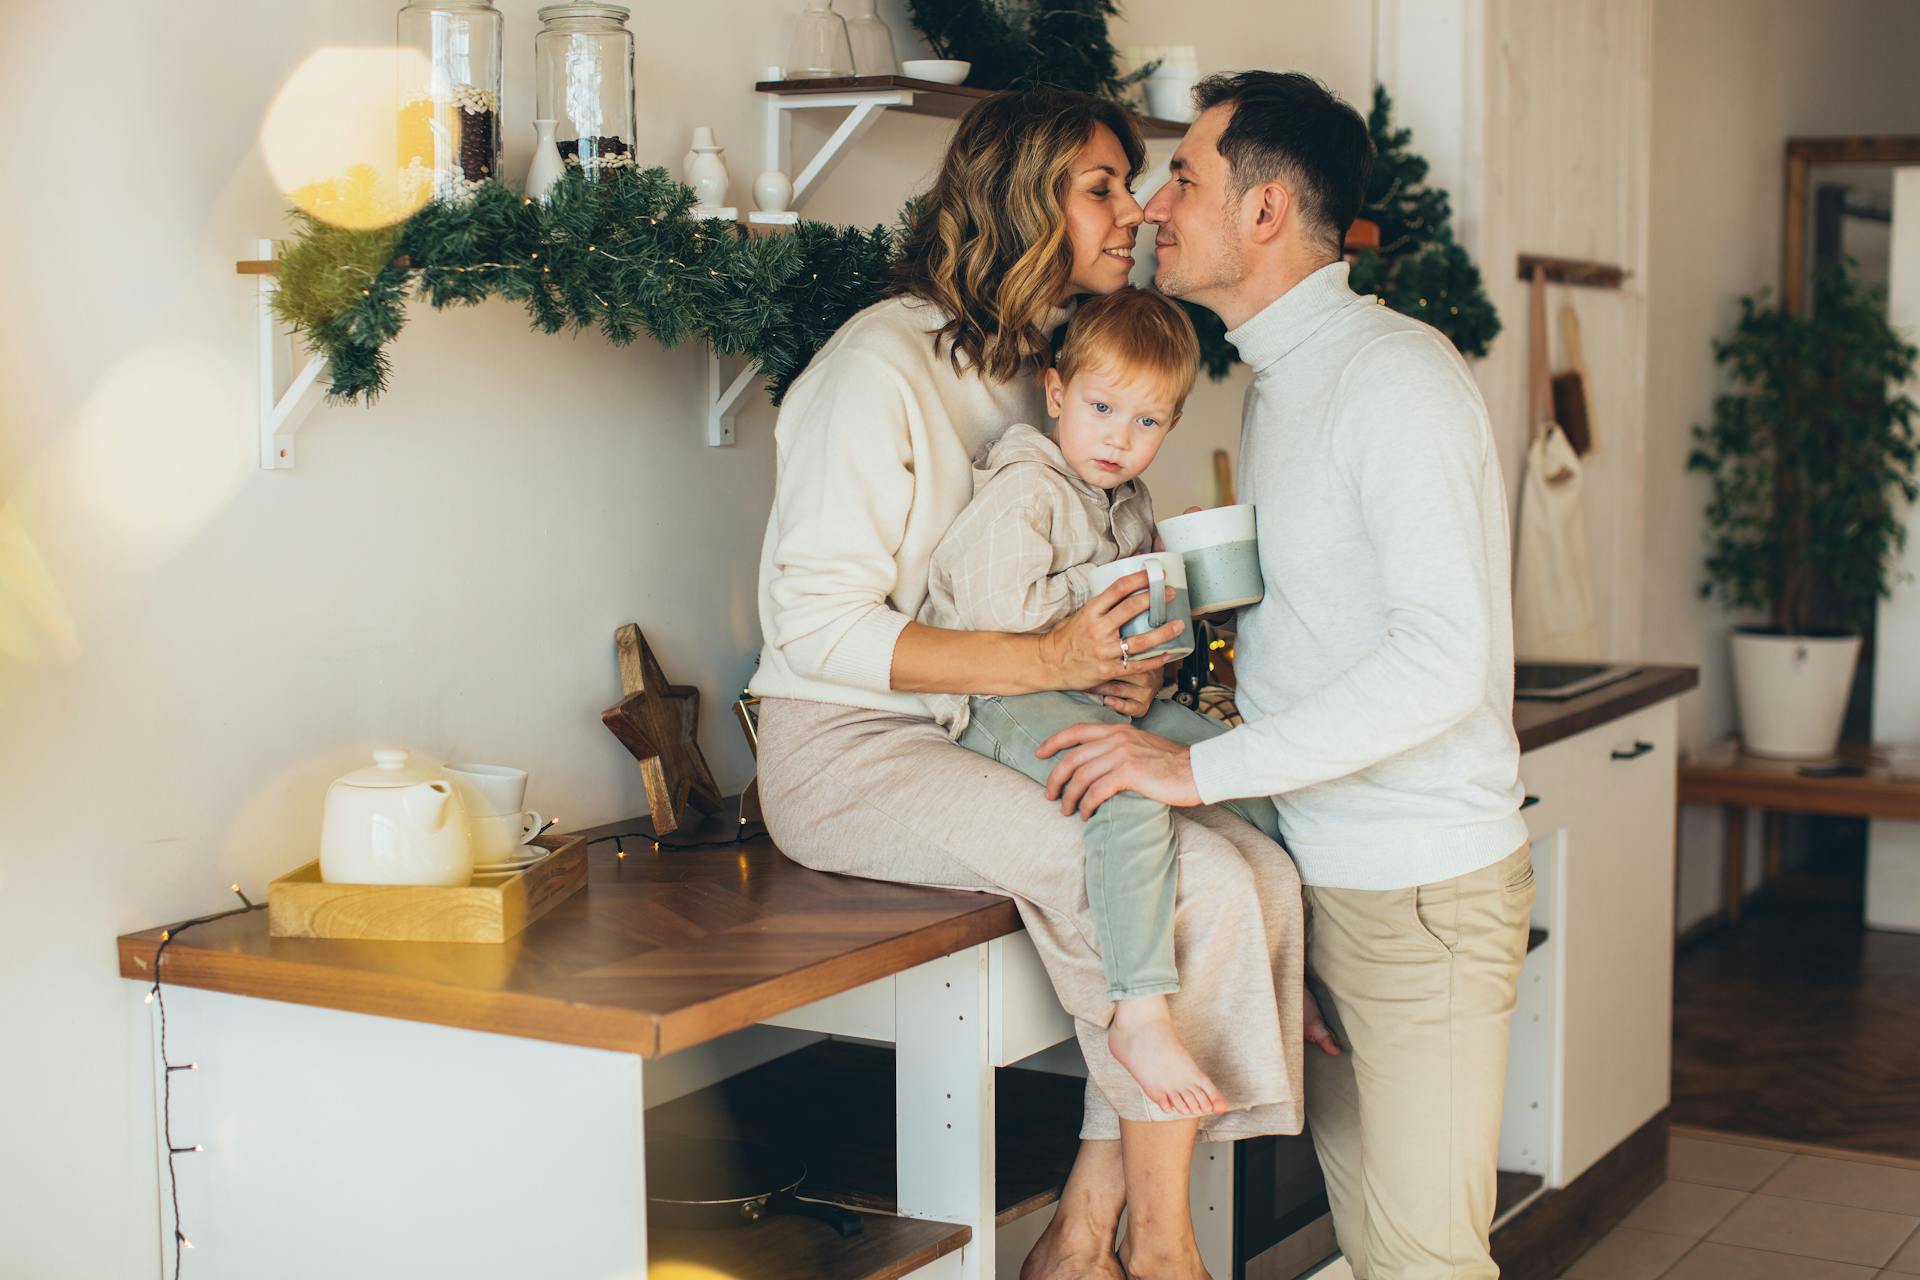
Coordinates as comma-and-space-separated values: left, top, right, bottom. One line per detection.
646, 1040, 1083, 1226
648, 1208, 968, 1280
1678, 743, 1920, 821
756, 75, 1188, 138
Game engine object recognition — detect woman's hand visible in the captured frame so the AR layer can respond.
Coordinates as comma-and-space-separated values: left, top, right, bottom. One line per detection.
1090, 666, 1162, 718
1035, 571, 1185, 693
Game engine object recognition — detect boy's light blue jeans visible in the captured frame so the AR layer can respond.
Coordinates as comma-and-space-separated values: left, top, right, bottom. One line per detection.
956, 690, 1284, 1000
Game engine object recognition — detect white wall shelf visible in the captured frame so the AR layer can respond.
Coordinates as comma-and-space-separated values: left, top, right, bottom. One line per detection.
703, 75, 1187, 446
245, 77, 1185, 458
243, 240, 329, 469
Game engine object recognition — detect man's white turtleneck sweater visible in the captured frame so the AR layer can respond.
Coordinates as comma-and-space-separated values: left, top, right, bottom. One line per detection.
1187, 262, 1527, 890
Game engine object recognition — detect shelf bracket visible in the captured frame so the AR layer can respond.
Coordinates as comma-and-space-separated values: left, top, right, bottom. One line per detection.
700, 80, 915, 446
707, 355, 762, 446
249, 239, 329, 468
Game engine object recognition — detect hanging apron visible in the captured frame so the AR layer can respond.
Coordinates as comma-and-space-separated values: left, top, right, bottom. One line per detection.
1512, 267, 1599, 659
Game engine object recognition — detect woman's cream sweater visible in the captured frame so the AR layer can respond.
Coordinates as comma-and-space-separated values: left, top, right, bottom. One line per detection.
749, 295, 1052, 718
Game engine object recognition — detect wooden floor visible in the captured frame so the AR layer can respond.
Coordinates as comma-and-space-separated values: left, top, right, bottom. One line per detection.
1671, 872, 1920, 1160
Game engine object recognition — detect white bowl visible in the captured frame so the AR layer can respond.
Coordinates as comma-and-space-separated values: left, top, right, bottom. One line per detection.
902, 59, 971, 86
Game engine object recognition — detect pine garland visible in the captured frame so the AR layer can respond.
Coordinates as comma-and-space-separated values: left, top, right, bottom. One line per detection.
273, 168, 897, 405
273, 88, 1501, 411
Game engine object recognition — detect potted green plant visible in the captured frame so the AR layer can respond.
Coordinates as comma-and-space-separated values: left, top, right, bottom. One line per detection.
1689, 263, 1919, 758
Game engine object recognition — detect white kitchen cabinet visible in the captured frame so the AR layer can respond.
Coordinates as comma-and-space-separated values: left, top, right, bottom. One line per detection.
1517, 699, 1680, 1183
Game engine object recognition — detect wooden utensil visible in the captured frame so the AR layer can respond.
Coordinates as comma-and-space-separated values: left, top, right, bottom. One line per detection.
1551, 302, 1594, 455
1213, 449, 1235, 508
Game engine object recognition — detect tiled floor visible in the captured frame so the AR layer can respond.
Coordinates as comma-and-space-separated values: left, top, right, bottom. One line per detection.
1562, 1132, 1920, 1280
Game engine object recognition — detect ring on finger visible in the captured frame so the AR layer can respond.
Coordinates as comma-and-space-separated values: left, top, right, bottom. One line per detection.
1119, 637, 1131, 668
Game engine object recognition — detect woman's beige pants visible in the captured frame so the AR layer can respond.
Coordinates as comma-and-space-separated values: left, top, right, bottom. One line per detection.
754, 697, 1305, 1139
1305, 844, 1535, 1280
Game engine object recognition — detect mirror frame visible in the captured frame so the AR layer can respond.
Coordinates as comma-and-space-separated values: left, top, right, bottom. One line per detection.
1783, 135, 1920, 313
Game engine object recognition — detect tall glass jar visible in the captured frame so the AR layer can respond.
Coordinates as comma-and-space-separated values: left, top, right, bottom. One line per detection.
786, 0, 853, 79
535, 5, 637, 179
837, 0, 896, 76
397, 0, 505, 202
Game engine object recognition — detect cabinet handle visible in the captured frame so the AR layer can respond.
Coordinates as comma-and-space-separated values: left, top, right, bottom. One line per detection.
1520, 794, 1541, 810
1611, 740, 1655, 761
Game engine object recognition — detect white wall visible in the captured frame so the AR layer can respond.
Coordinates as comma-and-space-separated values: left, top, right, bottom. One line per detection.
1641, 0, 1920, 930
1377, 0, 1655, 667
1865, 167, 1920, 933
0, 2, 1374, 1274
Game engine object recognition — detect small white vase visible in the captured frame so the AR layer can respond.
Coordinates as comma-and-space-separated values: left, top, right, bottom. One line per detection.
526, 119, 565, 201
1730, 630, 1862, 758
687, 131, 730, 208
753, 169, 794, 213
683, 126, 715, 187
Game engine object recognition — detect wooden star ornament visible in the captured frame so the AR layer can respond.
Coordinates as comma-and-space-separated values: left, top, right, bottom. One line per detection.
600, 624, 723, 835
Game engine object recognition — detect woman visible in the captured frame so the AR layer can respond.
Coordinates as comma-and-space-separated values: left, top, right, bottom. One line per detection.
749, 89, 1302, 1280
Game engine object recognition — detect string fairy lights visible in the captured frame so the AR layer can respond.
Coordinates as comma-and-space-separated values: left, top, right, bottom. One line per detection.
147, 886, 265, 1277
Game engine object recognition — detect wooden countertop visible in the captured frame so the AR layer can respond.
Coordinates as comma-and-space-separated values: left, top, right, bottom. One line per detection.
1513, 664, 1698, 753
118, 665, 1695, 1058
117, 812, 1019, 1059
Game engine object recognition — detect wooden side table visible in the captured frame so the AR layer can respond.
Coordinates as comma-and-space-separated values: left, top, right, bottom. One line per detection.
1677, 743, 1920, 922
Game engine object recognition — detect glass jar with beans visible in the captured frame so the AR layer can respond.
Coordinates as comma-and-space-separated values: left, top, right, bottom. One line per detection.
534, 4, 638, 180
397, 0, 505, 202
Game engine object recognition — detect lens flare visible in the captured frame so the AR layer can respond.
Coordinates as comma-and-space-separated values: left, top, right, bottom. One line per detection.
51, 341, 248, 575
259, 46, 436, 230
646, 1264, 738, 1280
0, 506, 77, 668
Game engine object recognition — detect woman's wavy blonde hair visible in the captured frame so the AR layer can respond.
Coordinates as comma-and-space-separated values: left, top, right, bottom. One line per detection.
889, 88, 1145, 382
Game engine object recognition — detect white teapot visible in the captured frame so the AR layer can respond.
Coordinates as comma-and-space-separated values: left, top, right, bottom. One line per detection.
319, 749, 474, 886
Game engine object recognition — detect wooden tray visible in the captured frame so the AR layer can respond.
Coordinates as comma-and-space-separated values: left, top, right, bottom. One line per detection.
268, 835, 587, 943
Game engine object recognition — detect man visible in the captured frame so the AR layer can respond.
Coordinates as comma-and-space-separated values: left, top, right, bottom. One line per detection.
1040, 72, 1532, 1280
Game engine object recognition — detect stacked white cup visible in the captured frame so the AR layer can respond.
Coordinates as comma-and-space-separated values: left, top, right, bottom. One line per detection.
443, 763, 547, 870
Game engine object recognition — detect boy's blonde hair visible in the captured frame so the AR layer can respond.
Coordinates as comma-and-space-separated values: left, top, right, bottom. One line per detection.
1054, 287, 1201, 409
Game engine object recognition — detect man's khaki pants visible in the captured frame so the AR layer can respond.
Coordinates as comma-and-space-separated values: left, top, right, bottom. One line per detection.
1305, 844, 1535, 1280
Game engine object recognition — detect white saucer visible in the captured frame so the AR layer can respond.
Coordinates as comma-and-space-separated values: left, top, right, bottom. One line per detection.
472, 851, 550, 875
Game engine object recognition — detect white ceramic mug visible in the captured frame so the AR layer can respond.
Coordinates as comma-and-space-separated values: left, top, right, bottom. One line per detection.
469, 810, 546, 864
1156, 504, 1263, 615
1087, 551, 1195, 662
444, 763, 528, 819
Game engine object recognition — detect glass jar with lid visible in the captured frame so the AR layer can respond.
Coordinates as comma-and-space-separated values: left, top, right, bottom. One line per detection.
786, 0, 853, 79
396, 0, 505, 202
535, 4, 637, 179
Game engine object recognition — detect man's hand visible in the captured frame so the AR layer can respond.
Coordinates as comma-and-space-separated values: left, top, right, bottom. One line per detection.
1036, 723, 1202, 818
1304, 986, 1342, 1056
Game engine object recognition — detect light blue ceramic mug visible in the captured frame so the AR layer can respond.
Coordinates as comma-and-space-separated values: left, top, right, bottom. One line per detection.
1156, 504, 1263, 615
1088, 551, 1195, 662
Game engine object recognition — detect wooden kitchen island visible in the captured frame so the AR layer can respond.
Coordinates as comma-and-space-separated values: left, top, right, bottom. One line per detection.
119, 665, 1696, 1280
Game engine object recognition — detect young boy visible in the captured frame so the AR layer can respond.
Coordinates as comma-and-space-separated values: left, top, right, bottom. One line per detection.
918, 287, 1286, 1117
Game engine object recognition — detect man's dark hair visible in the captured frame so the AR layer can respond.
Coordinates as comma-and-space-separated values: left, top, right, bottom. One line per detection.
1191, 71, 1373, 257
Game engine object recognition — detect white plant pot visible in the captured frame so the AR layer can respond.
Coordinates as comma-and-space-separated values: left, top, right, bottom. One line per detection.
1730, 630, 1862, 758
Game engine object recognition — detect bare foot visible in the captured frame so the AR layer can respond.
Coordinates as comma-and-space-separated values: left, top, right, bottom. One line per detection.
1023, 1213, 1125, 1280
1107, 995, 1227, 1116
